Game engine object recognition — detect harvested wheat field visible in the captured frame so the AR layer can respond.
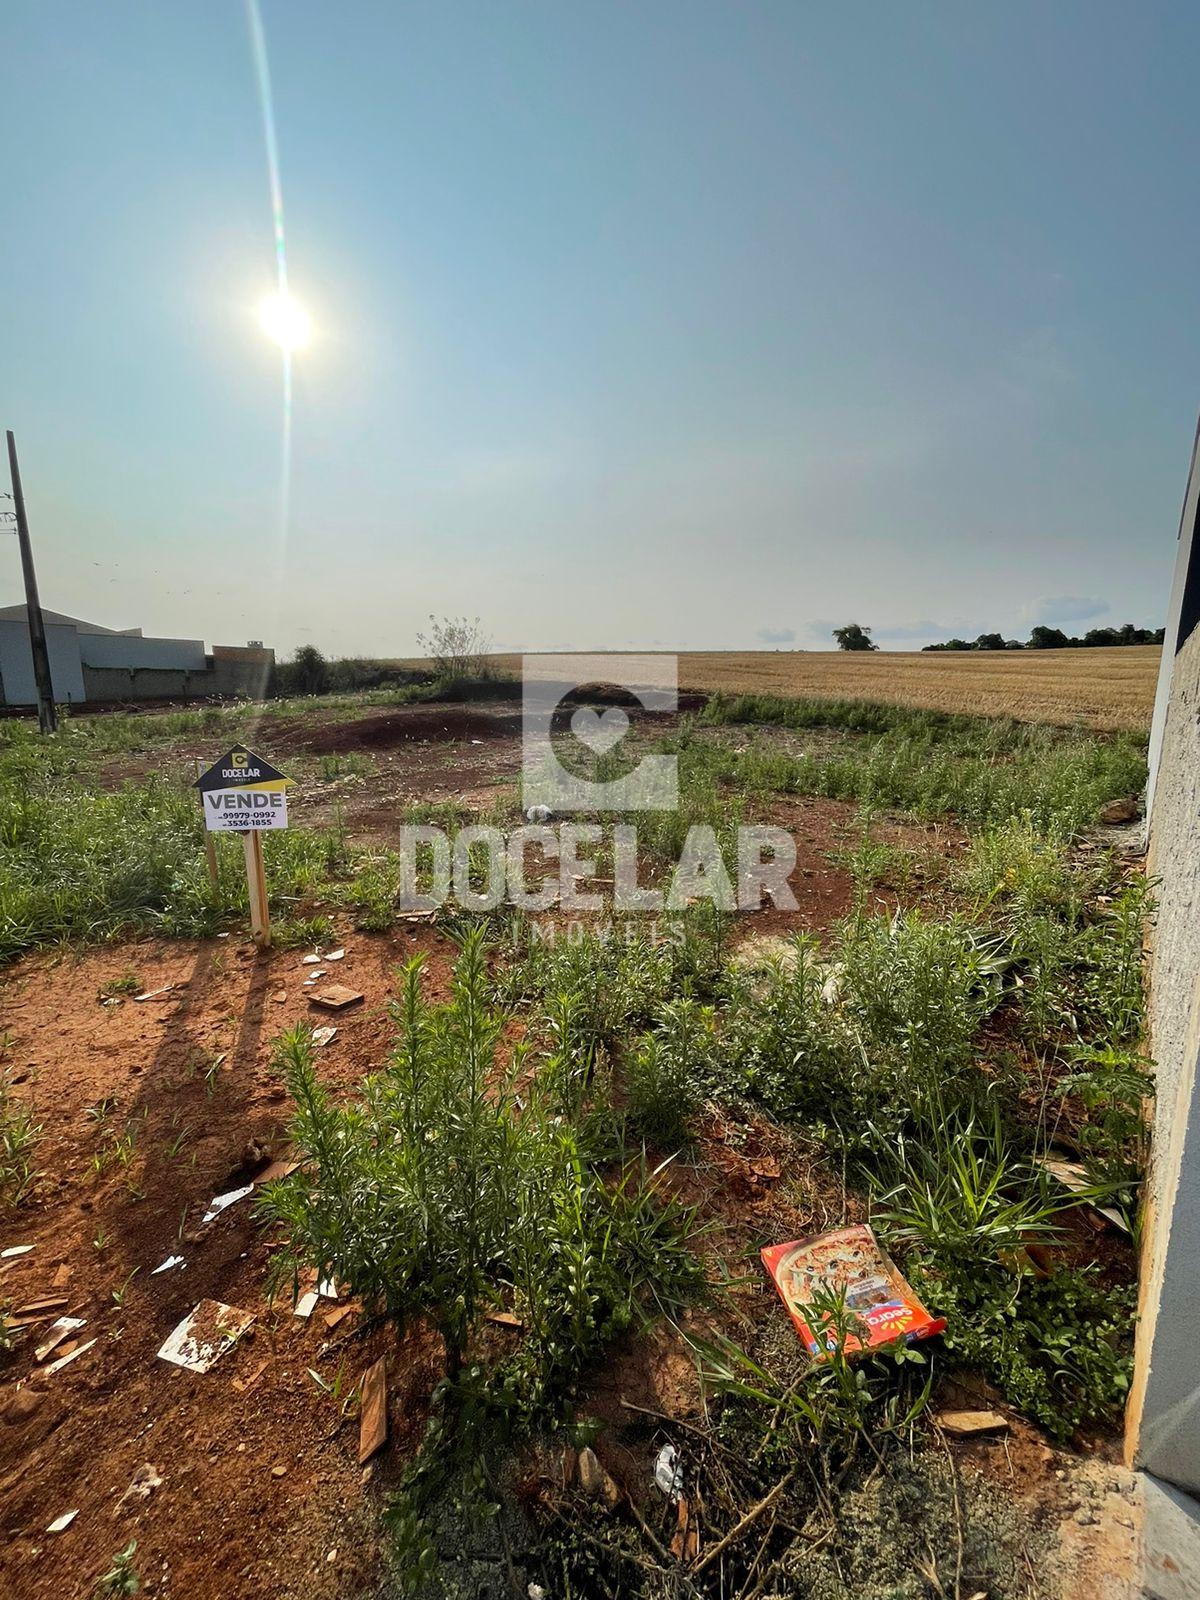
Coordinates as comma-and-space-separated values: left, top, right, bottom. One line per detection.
488, 646, 1160, 732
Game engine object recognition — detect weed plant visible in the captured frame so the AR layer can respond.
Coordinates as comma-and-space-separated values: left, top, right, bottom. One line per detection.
260, 929, 701, 1572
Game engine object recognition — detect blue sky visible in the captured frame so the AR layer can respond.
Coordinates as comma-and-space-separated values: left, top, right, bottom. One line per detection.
3, 1, 1197, 655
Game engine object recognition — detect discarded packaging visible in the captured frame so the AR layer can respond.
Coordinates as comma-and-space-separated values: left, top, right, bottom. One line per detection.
294, 1290, 320, 1319
44, 1337, 98, 1375
358, 1356, 388, 1463
150, 1255, 185, 1276
762, 1224, 946, 1357
1037, 1155, 1130, 1233
157, 1299, 254, 1373
1, 1244, 34, 1259
201, 1184, 254, 1224
309, 985, 362, 1011
254, 1158, 299, 1185
653, 1442, 682, 1502
35, 1317, 87, 1363
46, 1511, 78, 1534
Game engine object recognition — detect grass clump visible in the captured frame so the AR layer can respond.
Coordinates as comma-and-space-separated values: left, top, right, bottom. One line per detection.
0, 1062, 38, 1205
0, 771, 346, 962
626, 996, 713, 1147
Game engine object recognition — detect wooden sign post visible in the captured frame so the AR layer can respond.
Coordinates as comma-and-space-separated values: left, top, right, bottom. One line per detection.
242, 829, 270, 947
193, 747, 292, 950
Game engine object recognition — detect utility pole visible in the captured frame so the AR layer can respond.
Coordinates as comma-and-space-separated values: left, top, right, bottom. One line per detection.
5, 432, 57, 733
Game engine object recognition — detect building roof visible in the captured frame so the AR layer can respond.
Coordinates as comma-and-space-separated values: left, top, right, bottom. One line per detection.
0, 605, 142, 636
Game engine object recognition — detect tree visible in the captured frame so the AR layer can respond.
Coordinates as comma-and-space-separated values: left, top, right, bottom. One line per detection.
292, 643, 329, 694
974, 633, 1006, 651
1027, 625, 1070, 650
832, 622, 878, 652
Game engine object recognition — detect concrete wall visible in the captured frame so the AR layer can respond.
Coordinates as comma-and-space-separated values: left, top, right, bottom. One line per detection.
80, 632, 207, 673
208, 645, 274, 700
1129, 430, 1200, 1491
80, 648, 274, 703
0, 618, 85, 704
82, 665, 208, 701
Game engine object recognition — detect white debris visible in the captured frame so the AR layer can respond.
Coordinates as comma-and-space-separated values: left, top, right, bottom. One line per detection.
151, 1254, 185, 1276
301, 953, 323, 965
35, 1317, 86, 1363
325, 948, 345, 961
201, 1184, 254, 1224
157, 1300, 253, 1372
653, 1442, 682, 1501
311, 1025, 337, 1047
293, 1290, 320, 1319
46, 1511, 78, 1534
44, 1337, 98, 1376
1, 1244, 34, 1259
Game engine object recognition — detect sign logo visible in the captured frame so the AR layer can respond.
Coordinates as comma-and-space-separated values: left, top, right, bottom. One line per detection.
194, 747, 291, 833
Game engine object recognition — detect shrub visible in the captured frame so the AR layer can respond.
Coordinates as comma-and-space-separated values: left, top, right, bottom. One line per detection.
416, 614, 493, 685
261, 928, 699, 1398
626, 997, 713, 1146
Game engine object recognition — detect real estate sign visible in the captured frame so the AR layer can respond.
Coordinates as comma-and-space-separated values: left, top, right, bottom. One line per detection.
194, 747, 291, 833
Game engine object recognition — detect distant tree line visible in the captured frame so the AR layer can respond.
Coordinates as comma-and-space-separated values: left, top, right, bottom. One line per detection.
922, 623, 1164, 652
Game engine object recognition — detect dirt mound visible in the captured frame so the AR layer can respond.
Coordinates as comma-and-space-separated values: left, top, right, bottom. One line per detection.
272, 707, 526, 755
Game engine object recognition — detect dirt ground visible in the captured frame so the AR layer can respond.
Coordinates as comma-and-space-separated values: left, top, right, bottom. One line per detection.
1, 918, 1124, 1600
0, 708, 1135, 1599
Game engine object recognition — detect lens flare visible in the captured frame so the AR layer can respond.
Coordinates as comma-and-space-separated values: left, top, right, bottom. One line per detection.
259, 289, 311, 352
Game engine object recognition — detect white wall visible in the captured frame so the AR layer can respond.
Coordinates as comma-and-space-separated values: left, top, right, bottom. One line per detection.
79, 632, 206, 672
0, 619, 86, 704
1130, 423, 1200, 1491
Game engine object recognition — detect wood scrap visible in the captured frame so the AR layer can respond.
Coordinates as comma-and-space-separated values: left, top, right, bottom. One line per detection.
358, 1356, 388, 1463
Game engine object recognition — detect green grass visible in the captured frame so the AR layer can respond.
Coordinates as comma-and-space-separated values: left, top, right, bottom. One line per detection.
689, 698, 1146, 834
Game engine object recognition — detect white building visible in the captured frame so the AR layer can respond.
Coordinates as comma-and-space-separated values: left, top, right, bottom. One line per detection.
0, 606, 272, 704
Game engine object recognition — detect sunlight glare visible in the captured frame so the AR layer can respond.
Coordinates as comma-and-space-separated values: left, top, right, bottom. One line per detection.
258, 289, 311, 352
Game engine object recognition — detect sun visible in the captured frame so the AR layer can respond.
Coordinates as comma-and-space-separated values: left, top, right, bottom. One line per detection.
258, 289, 311, 352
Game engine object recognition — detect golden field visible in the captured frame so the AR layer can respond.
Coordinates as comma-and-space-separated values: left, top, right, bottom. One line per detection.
484, 646, 1160, 732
